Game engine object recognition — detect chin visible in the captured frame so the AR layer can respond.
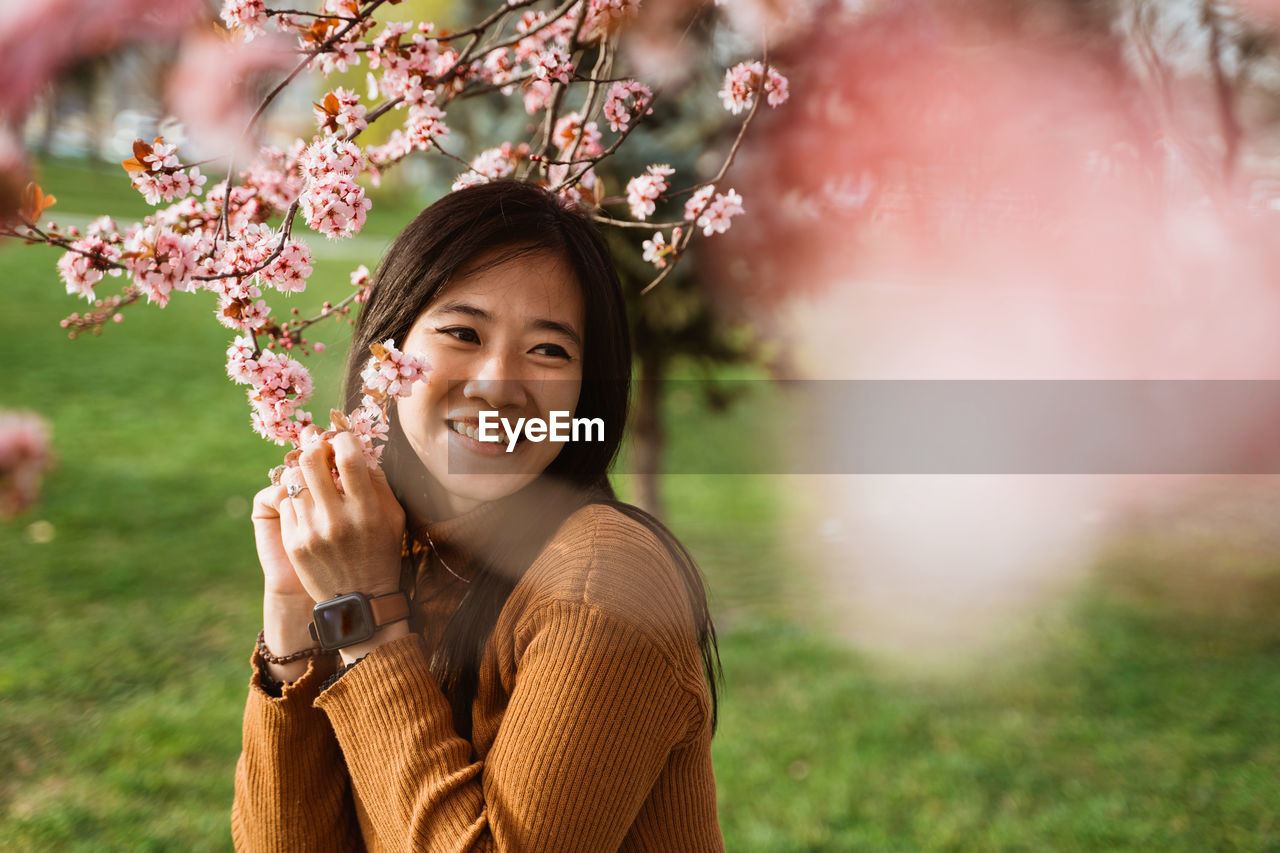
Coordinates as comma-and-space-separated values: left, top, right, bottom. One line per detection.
437, 472, 540, 506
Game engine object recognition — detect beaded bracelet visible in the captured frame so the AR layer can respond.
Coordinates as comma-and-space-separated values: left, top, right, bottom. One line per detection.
256, 629, 323, 665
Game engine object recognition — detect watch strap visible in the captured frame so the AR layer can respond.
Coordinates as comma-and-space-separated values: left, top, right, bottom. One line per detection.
368, 590, 410, 628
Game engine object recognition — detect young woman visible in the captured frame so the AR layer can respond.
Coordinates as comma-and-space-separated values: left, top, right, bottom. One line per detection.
233, 180, 724, 851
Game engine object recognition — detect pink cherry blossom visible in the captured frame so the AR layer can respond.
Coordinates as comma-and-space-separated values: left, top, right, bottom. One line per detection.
244, 146, 303, 213
365, 130, 413, 169
350, 264, 370, 289
122, 226, 199, 307
225, 334, 258, 384
300, 172, 372, 239
531, 48, 574, 85
718, 61, 790, 115
299, 138, 363, 182
684, 185, 716, 221
580, 0, 642, 42
483, 47, 516, 88
695, 188, 744, 236
227, 343, 316, 445
549, 163, 601, 208
602, 80, 653, 133
130, 166, 206, 206
57, 238, 122, 301
260, 241, 313, 293
368, 21, 411, 71
220, 0, 267, 40
626, 164, 675, 221
451, 171, 490, 192
403, 98, 449, 149
86, 216, 118, 238
641, 227, 682, 269
340, 403, 391, 466
360, 338, 430, 401
216, 288, 271, 332
522, 79, 555, 114
552, 112, 602, 156
314, 87, 368, 137
351, 264, 373, 303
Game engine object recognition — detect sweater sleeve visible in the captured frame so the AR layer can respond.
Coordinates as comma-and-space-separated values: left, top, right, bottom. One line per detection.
314, 600, 702, 852
231, 644, 366, 853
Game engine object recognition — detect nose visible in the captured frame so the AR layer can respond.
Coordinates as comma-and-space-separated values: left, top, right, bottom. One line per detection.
460, 350, 529, 411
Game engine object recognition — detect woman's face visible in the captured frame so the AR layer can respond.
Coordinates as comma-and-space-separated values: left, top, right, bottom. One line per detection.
396, 247, 585, 519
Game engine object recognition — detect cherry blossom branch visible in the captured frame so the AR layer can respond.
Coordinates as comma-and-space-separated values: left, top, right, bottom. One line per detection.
590, 214, 686, 230
0, 222, 128, 272
438, 0, 542, 43
265, 9, 358, 21
19, 0, 793, 451
282, 286, 365, 339
346, 96, 403, 142
193, 201, 300, 282
638, 51, 774, 295
477, 0, 580, 57
218, 0, 391, 243
533, 0, 592, 177
429, 136, 477, 171
700, 64, 767, 188
550, 82, 656, 194
60, 289, 142, 338
563, 41, 612, 166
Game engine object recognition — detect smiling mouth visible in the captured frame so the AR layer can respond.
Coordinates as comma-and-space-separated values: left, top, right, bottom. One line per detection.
446, 419, 525, 446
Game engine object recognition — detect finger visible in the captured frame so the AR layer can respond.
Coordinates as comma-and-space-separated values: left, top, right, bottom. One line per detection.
331, 431, 376, 505
277, 479, 300, 535
299, 423, 324, 449
367, 458, 405, 524
252, 484, 285, 522
283, 467, 316, 517
298, 439, 341, 516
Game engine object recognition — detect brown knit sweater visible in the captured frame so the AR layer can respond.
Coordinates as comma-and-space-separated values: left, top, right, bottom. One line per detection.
231, 499, 723, 852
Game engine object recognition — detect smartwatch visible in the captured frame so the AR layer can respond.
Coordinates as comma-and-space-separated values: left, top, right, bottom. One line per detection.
309, 591, 410, 651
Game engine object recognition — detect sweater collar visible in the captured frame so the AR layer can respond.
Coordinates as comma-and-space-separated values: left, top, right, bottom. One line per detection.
404, 495, 509, 577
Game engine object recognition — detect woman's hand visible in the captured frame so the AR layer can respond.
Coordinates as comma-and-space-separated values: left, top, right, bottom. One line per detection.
252, 474, 320, 681
278, 426, 407, 603
252, 482, 310, 600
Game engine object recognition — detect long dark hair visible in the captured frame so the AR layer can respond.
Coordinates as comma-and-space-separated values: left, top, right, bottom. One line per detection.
343, 180, 721, 740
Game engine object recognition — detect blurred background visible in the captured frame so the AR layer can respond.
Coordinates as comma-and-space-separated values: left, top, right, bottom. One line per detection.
2, 0, 1279, 850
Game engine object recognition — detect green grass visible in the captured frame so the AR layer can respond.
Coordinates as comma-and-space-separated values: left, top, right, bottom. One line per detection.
1, 164, 1278, 851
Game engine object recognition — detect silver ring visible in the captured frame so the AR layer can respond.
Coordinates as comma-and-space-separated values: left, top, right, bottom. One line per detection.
287, 482, 308, 499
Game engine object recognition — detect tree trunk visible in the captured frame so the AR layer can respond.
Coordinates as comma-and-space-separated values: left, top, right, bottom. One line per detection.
632, 341, 665, 518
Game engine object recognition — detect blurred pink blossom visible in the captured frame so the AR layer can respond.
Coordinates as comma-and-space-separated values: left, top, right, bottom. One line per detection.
0, 410, 53, 518
164, 29, 294, 163
0, 0, 205, 122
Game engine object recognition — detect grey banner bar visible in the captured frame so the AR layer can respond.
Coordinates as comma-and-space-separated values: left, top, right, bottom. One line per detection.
441, 380, 1280, 474
639, 380, 1280, 474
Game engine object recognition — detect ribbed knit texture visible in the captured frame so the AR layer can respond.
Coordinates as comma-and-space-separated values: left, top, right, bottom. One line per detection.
231, 501, 723, 852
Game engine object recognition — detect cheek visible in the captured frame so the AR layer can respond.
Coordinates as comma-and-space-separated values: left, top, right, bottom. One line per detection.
398, 375, 446, 435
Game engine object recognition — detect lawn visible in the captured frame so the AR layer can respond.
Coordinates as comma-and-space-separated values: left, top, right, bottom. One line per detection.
1, 159, 1277, 851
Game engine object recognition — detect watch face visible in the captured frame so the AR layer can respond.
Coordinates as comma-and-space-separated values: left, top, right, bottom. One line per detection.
313, 593, 374, 650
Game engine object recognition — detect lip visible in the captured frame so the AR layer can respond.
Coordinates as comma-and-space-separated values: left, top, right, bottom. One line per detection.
445, 418, 525, 457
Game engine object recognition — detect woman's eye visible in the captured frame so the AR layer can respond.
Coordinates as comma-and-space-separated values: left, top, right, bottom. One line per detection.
531, 343, 572, 359
436, 326, 479, 344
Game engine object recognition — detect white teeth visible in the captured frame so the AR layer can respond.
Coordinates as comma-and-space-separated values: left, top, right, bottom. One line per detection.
449, 421, 502, 443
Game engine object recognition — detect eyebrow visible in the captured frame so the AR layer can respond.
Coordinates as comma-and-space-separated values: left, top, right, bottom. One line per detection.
432, 301, 582, 348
